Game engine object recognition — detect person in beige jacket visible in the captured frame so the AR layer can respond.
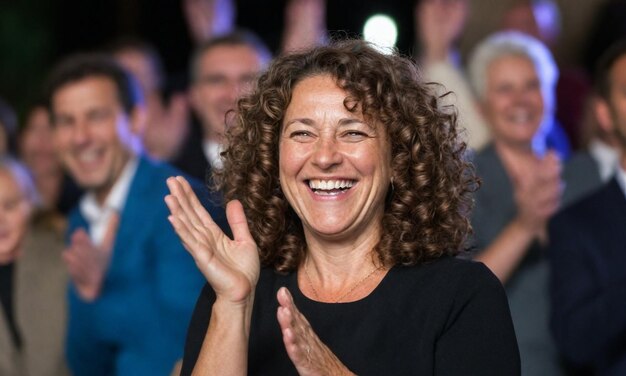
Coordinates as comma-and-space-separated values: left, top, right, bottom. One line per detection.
0, 156, 69, 376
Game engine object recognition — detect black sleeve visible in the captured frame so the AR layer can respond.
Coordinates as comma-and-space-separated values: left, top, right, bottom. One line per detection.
180, 283, 216, 376
435, 262, 521, 376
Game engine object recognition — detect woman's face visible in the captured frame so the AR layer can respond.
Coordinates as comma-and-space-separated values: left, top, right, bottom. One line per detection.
0, 169, 32, 264
279, 74, 392, 243
482, 55, 544, 148
20, 107, 60, 176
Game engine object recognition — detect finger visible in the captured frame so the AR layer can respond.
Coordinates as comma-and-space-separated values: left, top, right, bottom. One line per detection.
166, 199, 211, 257
166, 177, 202, 227
277, 306, 309, 367
175, 176, 223, 233
226, 200, 254, 243
277, 288, 296, 328
277, 288, 312, 336
165, 192, 213, 246
166, 200, 218, 276
276, 289, 319, 373
168, 177, 219, 239
166, 180, 219, 248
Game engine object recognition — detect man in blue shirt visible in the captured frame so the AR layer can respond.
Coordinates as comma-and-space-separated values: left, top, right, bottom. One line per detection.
46, 53, 227, 375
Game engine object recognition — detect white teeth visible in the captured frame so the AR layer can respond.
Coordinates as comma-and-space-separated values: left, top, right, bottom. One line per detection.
308, 180, 354, 190
77, 150, 99, 163
510, 109, 533, 124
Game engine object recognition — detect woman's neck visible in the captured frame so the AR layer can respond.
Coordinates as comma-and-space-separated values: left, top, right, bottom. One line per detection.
302, 226, 383, 280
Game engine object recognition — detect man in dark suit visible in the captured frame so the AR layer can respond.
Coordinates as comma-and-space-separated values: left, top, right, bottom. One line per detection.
46, 54, 227, 375
549, 39, 626, 375
174, 30, 270, 183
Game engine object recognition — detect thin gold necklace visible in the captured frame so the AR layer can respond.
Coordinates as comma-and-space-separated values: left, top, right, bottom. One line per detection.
303, 259, 384, 303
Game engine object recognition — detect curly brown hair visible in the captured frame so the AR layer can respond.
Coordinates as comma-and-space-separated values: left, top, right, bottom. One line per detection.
214, 39, 477, 273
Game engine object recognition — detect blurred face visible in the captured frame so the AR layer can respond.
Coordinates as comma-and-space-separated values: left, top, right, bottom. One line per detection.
279, 75, 391, 243
482, 55, 544, 149
52, 76, 139, 204
0, 170, 32, 264
20, 106, 60, 176
190, 44, 263, 141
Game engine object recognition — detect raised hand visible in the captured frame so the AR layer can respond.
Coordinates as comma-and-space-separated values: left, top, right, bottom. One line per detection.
63, 212, 118, 301
143, 93, 190, 160
415, 0, 468, 63
165, 176, 259, 304
276, 288, 355, 376
182, 0, 235, 45
282, 0, 327, 53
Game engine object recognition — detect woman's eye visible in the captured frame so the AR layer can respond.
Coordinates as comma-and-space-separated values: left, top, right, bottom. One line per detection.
343, 131, 370, 141
290, 131, 313, 139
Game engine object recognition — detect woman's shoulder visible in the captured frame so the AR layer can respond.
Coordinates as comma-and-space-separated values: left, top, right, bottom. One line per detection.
391, 257, 504, 303
397, 256, 496, 281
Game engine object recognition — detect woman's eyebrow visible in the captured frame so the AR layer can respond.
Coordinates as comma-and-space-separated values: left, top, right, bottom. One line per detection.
284, 117, 315, 126
337, 117, 366, 126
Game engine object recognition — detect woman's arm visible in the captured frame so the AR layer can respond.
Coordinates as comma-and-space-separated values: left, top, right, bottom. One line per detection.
474, 218, 537, 282
165, 176, 260, 375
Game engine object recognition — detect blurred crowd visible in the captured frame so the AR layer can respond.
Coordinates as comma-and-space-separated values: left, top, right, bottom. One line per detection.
1, 0, 625, 375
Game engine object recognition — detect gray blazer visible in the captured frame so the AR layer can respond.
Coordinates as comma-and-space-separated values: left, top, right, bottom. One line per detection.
471, 145, 602, 376
0, 222, 69, 376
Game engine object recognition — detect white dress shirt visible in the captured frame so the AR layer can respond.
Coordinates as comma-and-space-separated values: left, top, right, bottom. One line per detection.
202, 139, 224, 170
79, 157, 139, 246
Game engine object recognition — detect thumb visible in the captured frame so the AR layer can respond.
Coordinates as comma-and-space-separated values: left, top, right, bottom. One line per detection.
226, 200, 253, 243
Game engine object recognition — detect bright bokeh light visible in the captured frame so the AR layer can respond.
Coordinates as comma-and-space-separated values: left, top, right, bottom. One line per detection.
362, 14, 398, 54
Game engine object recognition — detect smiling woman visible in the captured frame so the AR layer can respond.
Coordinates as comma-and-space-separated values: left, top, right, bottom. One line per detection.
467, 32, 602, 375
165, 39, 521, 375
0, 157, 69, 376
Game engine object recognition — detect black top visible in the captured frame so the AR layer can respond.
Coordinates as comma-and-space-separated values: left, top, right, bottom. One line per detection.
0, 262, 21, 348
181, 257, 520, 375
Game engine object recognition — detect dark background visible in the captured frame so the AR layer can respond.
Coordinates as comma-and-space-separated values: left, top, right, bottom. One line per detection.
0, 0, 416, 117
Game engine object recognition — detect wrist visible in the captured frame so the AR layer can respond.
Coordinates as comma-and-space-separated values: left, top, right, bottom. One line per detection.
213, 293, 255, 335
511, 216, 542, 239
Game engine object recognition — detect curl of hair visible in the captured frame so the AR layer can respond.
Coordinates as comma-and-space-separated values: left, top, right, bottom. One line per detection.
213, 39, 478, 273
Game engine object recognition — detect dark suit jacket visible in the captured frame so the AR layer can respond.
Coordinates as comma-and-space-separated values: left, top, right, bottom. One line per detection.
549, 178, 626, 375
173, 121, 212, 185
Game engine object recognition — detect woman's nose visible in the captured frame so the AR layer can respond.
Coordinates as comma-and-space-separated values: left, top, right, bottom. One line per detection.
311, 136, 343, 169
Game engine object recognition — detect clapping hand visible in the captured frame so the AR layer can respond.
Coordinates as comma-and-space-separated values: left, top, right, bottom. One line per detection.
166, 176, 353, 374
277, 288, 355, 376
514, 151, 563, 239
63, 213, 118, 302
165, 176, 259, 304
